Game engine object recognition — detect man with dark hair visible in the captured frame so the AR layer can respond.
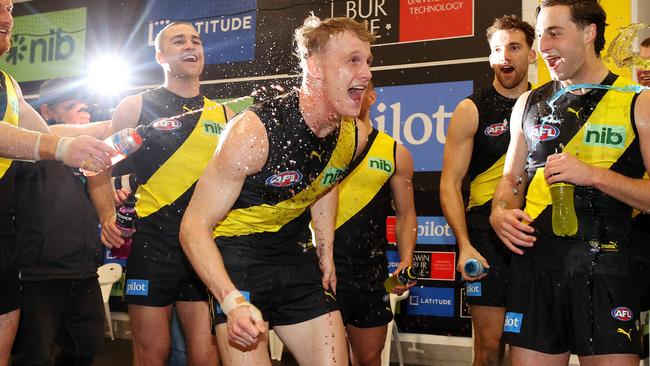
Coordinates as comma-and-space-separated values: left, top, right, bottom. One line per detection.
441, 14, 535, 366
490, 1, 650, 365
89, 22, 232, 366
180, 15, 373, 366
10, 78, 106, 366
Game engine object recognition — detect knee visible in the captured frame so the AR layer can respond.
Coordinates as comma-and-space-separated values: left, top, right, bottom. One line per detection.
352, 351, 382, 366
475, 339, 504, 366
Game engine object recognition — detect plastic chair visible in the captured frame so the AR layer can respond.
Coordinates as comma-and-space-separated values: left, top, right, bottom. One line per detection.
380, 289, 410, 366
268, 329, 284, 361
97, 263, 123, 340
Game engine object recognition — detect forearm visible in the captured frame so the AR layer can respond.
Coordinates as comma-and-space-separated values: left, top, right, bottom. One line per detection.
395, 210, 416, 265
0, 121, 61, 161
179, 220, 237, 302
440, 181, 472, 250
88, 169, 118, 221
591, 167, 650, 212
50, 120, 111, 139
491, 175, 524, 212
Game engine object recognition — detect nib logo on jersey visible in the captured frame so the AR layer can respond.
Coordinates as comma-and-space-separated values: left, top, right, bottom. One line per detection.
145, 0, 257, 64
373, 81, 473, 172
405, 287, 454, 317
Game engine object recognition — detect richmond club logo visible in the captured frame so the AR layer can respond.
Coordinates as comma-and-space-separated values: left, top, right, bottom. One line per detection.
526, 124, 560, 142
265, 171, 303, 187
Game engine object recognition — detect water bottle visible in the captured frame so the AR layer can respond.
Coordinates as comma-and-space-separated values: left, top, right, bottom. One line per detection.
464, 258, 488, 277
81, 125, 150, 176
384, 266, 417, 293
110, 194, 137, 259
549, 182, 578, 236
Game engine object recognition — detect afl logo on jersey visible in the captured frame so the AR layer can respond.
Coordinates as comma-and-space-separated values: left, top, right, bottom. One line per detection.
266, 171, 303, 187
484, 122, 508, 137
611, 307, 633, 321
526, 124, 560, 142
152, 118, 181, 131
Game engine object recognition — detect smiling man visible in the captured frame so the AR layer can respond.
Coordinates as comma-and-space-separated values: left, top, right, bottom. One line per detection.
490, 1, 650, 365
179, 16, 373, 366
441, 15, 535, 366
88, 22, 233, 366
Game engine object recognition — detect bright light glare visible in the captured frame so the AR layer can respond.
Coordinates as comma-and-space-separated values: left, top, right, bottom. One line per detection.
87, 55, 130, 96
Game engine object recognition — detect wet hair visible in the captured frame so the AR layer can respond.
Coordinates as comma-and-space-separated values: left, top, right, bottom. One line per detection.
154, 21, 196, 52
536, 0, 607, 56
294, 15, 376, 68
486, 15, 535, 48
642, 37, 650, 48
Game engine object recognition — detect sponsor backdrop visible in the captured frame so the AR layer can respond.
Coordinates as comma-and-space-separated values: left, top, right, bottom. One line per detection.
10, 0, 522, 337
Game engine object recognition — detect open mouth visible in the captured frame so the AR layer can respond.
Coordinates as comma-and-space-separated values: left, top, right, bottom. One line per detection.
545, 55, 562, 69
181, 54, 198, 63
500, 65, 515, 75
0, 27, 9, 37
348, 85, 366, 103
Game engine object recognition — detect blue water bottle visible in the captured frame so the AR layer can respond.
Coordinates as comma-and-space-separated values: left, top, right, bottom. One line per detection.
464, 258, 488, 277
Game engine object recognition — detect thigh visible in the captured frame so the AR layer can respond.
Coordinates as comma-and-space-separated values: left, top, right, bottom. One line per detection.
470, 304, 506, 344
0, 309, 19, 366
274, 311, 348, 366
346, 323, 387, 365
215, 322, 271, 366
510, 346, 569, 366
175, 300, 217, 365
128, 304, 172, 351
578, 354, 639, 366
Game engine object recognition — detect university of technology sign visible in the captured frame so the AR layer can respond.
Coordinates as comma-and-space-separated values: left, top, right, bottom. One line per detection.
145, 0, 256, 64
373, 81, 473, 172
331, 0, 474, 45
0, 8, 87, 82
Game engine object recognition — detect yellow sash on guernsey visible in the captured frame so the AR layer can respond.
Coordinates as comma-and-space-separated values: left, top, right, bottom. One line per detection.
213, 117, 357, 237
135, 98, 225, 218
335, 130, 395, 229
0, 70, 20, 179
467, 154, 506, 209
524, 77, 638, 220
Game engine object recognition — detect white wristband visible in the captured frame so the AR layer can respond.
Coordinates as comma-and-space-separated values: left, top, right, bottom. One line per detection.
33, 133, 41, 161
221, 290, 247, 315
54, 137, 72, 161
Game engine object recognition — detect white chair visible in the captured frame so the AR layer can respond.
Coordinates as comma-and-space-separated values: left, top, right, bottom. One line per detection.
381, 289, 410, 366
97, 263, 123, 340
268, 329, 284, 361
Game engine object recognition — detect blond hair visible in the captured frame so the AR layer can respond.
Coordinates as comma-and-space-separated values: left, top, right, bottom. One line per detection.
294, 15, 376, 67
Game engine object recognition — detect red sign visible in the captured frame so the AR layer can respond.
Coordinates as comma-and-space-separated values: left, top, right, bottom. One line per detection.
386, 216, 396, 244
399, 0, 474, 42
429, 251, 456, 281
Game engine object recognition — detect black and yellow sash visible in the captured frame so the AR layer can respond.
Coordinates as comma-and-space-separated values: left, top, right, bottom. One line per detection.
0, 70, 20, 180
213, 118, 356, 237
468, 154, 506, 209
135, 98, 225, 218
335, 129, 395, 229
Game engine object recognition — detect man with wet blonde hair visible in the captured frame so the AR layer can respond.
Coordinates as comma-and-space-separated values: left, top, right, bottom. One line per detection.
180, 15, 373, 366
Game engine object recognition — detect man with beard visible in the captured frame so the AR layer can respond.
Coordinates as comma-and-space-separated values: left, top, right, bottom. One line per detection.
440, 15, 535, 366
89, 22, 232, 366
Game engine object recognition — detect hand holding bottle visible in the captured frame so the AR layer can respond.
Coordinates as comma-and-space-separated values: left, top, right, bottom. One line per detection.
384, 265, 417, 294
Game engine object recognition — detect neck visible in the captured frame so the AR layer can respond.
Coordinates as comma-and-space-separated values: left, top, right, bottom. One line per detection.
561, 56, 610, 91
163, 74, 200, 98
492, 76, 529, 99
298, 84, 340, 138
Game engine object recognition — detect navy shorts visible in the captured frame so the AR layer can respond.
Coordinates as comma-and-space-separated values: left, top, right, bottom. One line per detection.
0, 236, 20, 314
464, 228, 510, 307
336, 269, 392, 328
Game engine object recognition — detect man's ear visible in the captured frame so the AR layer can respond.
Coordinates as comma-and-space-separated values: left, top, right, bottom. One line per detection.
40, 104, 51, 120
307, 55, 324, 80
584, 23, 597, 47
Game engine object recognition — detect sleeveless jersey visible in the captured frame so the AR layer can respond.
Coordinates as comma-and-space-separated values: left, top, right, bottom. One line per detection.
213, 92, 358, 264
522, 73, 643, 239
0, 70, 21, 236
132, 87, 227, 235
333, 128, 396, 275
466, 85, 522, 229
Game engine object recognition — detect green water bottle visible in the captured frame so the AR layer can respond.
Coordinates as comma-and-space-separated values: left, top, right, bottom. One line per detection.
384, 266, 417, 293
549, 182, 578, 236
